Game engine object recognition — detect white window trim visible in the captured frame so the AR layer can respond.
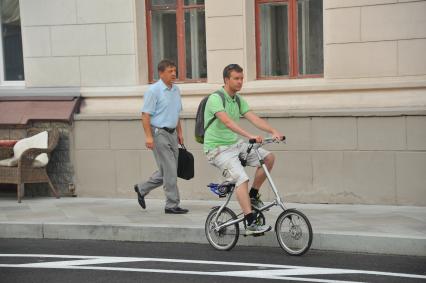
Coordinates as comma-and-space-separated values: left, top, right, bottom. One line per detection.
0, 3, 25, 87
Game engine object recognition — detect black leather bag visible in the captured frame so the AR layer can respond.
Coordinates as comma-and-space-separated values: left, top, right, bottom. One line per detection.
178, 145, 194, 180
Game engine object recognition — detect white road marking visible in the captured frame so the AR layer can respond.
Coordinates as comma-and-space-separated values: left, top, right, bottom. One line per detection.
18, 257, 144, 268
1, 254, 425, 282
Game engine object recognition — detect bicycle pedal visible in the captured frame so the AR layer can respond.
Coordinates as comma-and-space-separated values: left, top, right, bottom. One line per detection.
243, 232, 265, 237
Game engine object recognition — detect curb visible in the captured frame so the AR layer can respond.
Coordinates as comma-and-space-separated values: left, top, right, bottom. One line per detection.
1, 222, 425, 256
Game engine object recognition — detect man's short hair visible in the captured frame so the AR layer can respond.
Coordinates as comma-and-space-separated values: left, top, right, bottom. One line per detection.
158, 59, 177, 72
223, 64, 243, 82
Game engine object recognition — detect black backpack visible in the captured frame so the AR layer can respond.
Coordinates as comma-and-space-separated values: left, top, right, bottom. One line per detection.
194, 90, 241, 144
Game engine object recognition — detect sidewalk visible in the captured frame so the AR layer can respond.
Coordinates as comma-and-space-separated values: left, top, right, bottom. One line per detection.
0, 197, 425, 256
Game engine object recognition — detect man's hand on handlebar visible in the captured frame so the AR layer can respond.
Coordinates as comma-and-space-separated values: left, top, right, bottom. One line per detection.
248, 135, 286, 144
271, 130, 283, 142
248, 135, 263, 144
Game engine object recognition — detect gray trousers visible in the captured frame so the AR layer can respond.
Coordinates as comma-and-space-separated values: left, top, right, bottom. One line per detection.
138, 127, 180, 209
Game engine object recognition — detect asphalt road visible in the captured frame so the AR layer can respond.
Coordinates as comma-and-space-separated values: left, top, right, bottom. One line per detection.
0, 238, 425, 283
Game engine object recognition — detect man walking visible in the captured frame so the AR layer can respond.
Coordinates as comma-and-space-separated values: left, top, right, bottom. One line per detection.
204, 64, 283, 234
134, 59, 188, 214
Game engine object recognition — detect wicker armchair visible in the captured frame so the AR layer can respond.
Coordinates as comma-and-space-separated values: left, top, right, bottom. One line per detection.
0, 128, 60, 203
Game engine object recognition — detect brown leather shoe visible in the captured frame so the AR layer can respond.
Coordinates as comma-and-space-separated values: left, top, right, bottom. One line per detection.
165, 207, 189, 214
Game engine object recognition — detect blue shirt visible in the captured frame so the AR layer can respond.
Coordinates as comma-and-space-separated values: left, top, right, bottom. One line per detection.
141, 79, 182, 128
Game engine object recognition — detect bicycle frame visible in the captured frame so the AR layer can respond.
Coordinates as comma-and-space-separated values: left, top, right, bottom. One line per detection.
213, 141, 287, 232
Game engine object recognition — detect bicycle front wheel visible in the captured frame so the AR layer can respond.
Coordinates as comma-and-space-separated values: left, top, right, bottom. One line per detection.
205, 206, 239, 251
275, 209, 313, 256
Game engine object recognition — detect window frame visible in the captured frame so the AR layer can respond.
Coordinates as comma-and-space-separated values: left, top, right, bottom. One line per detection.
255, 0, 323, 80
145, 0, 207, 83
0, 2, 25, 86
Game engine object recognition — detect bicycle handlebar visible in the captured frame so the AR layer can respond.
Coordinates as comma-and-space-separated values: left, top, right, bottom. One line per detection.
240, 136, 286, 167
248, 136, 286, 145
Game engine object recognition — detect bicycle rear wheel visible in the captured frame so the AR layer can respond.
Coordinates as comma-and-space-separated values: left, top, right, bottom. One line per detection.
275, 209, 313, 256
205, 206, 239, 251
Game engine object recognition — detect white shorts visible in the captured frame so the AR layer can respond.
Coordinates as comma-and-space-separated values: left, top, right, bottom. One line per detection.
206, 141, 271, 187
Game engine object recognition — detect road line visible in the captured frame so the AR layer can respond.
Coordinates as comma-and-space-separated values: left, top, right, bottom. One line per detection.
1, 254, 425, 282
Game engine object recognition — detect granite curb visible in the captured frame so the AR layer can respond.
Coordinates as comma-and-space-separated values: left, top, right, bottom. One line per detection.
1, 222, 425, 256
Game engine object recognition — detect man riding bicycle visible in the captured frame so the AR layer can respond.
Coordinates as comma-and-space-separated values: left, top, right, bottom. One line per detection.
204, 64, 284, 236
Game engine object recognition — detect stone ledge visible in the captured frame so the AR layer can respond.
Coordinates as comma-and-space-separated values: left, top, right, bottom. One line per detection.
75, 106, 426, 121
77, 76, 426, 98
77, 83, 426, 115
0, 87, 80, 98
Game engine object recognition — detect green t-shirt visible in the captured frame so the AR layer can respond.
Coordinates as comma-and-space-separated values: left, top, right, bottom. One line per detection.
203, 88, 250, 152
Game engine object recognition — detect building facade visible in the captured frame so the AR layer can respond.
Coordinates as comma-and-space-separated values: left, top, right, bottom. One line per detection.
0, 0, 425, 205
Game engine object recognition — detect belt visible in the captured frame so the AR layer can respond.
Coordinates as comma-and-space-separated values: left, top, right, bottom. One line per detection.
152, 125, 176, 134
163, 127, 175, 133
161, 127, 176, 134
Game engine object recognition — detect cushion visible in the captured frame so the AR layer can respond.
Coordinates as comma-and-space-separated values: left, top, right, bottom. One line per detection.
0, 131, 49, 167
0, 157, 18, 167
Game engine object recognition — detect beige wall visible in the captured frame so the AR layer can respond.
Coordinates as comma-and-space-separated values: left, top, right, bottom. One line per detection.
20, 0, 139, 87
324, 0, 426, 79
19, 0, 426, 86
14, 0, 426, 205
19, 0, 256, 86
205, 0, 256, 83
73, 115, 426, 206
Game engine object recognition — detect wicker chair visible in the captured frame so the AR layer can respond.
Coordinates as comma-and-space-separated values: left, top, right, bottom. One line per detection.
0, 128, 60, 203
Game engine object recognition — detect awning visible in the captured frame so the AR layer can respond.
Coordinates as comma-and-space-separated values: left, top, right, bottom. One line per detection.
0, 96, 81, 125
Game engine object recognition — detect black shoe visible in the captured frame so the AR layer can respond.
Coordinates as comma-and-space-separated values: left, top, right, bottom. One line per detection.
134, 185, 146, 209
165, 207, 189, 214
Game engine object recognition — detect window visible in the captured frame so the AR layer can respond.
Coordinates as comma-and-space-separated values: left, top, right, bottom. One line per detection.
0, 0, 24, 84
146, 0, 207, 82
255, 0, 323, 79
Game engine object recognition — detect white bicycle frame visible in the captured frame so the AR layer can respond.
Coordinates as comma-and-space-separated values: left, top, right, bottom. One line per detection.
213, 139, 287, 232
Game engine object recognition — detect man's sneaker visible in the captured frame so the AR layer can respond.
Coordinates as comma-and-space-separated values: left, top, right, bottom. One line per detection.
245, 222, 271, 236
250, 194, 265, 209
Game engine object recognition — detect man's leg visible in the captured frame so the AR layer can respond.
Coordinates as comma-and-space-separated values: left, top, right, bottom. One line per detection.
135, 140, 164, 209
251, 152, 275, 191
135, 158, 163, 210
138, 170, 163, 196
234, 180, 251, 215
219, 155, 271, 234
138, 129, 165, 196
153, 132, 180, 209
235, 179, 271, 235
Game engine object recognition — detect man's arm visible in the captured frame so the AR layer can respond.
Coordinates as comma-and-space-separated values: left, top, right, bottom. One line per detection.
141, 112, 154, 149
176, 119, 184, 145
243, 111, 281, 139
215, 111, 262, 143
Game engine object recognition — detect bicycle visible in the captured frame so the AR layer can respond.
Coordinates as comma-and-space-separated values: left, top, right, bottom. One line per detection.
204, 137, 313, 256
